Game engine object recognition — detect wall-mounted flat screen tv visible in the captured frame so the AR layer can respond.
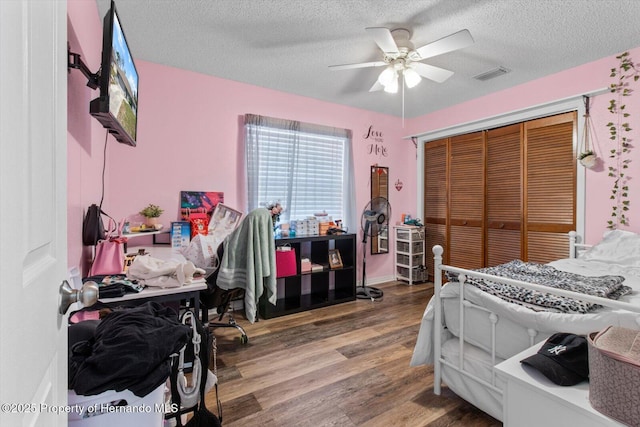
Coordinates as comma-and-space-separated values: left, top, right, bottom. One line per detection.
90, 0, 139, 147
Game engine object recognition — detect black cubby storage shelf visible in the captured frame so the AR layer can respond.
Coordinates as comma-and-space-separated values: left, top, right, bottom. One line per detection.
259, 233, 357, 319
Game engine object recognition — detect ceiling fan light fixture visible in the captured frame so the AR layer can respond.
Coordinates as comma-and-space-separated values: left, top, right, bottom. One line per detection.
403, 67, 422, 88
383, 76, 398, 93
377, 66, 396, 87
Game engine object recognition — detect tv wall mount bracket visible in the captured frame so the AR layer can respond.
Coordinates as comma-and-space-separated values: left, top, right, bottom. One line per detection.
67, 43, 101, 90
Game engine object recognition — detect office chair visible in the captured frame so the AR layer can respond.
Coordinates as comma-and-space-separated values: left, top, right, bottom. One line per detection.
200, 243, 249, 344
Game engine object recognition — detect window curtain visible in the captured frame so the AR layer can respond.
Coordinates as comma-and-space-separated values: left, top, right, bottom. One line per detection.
244, 114, 357, 231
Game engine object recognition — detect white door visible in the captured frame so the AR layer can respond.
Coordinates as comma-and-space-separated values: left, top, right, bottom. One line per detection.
0, 0, 68, 425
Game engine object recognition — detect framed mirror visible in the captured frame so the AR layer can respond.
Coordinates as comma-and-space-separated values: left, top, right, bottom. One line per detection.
370, 165, 389, 255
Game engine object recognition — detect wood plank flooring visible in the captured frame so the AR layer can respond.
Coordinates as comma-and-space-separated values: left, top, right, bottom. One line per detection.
204, 281, 501, 427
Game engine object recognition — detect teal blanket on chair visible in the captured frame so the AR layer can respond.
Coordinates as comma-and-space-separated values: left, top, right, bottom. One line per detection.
217, 208, 277, 323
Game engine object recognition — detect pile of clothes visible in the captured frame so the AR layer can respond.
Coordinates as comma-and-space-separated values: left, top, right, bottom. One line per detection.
68, 302, 191, 397
127, 256, 205, 289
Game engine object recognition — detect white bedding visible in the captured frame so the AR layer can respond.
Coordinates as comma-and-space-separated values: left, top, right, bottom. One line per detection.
410, 257, 640, 366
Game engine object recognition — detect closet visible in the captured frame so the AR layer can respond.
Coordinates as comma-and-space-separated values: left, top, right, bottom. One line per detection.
423, 111, 577, 278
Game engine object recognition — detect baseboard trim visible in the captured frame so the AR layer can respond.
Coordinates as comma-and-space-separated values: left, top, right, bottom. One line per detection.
358, 275, 396, 287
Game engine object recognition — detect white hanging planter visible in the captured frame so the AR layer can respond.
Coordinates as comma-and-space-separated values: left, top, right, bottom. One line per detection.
578, 151, 597, 169
578, 97, 598, 169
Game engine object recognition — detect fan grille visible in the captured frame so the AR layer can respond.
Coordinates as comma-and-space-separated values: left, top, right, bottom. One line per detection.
361, 197, 391, 237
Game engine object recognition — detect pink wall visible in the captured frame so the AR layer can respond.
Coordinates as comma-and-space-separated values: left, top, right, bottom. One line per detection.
69, 0, 640, 280
67, 1, 416, 280
406, 46, 640, 245
67, 0, 109, 274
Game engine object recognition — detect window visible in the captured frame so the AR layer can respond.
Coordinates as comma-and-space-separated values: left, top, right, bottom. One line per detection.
244, 114, 356, 228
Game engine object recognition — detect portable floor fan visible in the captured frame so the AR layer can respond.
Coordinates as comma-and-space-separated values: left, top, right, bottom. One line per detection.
358, 197, 391, 300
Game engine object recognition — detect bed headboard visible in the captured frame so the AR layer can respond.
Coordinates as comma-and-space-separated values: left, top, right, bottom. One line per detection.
568, 231, 591, 259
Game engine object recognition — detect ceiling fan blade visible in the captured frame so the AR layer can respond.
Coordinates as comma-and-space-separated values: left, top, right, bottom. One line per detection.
365, 27, 399, 55
369, 80, 384, 92
410, 62, 454, 83
415, 29, 474, 60
329, 61, 386, 71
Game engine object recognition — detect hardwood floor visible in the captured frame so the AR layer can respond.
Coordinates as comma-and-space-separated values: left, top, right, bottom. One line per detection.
204, 281, 502, 427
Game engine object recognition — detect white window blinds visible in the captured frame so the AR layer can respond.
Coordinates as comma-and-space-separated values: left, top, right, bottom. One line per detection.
245, 114, 356, 228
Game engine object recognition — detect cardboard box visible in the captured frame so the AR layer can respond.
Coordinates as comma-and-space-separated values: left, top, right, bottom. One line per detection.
319, 222, 332, 235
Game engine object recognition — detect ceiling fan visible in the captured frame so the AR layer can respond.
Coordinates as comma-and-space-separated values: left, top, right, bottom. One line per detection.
329, 27, 474, 93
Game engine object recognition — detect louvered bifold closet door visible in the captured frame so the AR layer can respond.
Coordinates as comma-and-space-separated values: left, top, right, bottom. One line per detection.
524, 112, 577, 263
486, 124, 522, 266
424, 139, 448, 280
449, 132, 485, 270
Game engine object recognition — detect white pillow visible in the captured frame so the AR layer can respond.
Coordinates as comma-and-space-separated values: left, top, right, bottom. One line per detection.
580, 229, 640, 266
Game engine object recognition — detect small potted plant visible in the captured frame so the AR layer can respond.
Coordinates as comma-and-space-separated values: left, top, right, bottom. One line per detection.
578, 150, 597, 169
139, 204, 164, 227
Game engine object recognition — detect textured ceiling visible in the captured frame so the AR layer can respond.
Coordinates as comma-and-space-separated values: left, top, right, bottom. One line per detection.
96, 0, 640, 118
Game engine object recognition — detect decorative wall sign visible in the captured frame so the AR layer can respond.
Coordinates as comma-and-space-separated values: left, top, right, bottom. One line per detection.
363, 125, 388, 157
395, 179, 403, 191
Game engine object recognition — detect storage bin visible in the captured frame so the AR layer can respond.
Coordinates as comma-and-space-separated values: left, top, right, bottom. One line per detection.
396, 240, 423, 254
319, 222, 331, 235
396, 265, 427, 283
68, 384, 165, 427
588, 326, 640, 426
397, 241, 410, 253
396, 253, 423, 266
396, 229, 423, 241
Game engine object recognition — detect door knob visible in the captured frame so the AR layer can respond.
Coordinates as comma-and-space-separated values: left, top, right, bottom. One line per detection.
59, 280, 99, 315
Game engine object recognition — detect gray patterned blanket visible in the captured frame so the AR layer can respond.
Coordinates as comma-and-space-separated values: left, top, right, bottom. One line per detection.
446, 260, 631, 314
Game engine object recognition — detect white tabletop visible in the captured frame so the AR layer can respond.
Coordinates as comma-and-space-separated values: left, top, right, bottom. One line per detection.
495, 343, 624, 426
98, 278, 207, 304
495, 343, 591, 402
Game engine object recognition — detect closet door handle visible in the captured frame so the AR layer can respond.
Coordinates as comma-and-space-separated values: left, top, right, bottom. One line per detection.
499, 223, 505, 229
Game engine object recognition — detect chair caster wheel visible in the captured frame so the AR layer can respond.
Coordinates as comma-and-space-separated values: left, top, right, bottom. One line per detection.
240, 335, 249, 344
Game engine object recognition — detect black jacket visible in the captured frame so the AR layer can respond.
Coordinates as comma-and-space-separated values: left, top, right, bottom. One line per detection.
69, 301, 191, 397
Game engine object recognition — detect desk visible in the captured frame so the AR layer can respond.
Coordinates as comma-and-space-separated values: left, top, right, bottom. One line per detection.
98, 278, 207, 315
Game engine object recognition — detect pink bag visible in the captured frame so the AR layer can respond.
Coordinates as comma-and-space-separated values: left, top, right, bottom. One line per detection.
275, 246, 297, 278
90, 218, 127, 275
90, 236, 127, 276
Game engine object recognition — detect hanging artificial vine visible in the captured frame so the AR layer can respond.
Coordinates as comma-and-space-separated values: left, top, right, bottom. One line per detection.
607, 51, 639, 229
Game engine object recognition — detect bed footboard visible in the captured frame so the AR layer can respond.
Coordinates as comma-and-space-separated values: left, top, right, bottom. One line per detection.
431, 233, 640, 415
